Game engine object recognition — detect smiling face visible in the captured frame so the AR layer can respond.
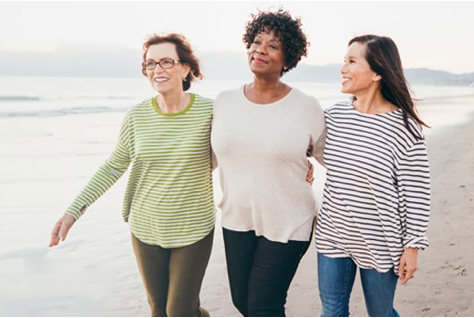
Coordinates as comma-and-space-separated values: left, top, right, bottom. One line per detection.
340, 42, 380, 96
144, 43, 190, 95
247, 29, 285, 78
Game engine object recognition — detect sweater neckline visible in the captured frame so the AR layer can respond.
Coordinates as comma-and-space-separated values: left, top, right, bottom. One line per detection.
347, 100, 402, 117
240, 85, 294, 107
152, 93, 195, 116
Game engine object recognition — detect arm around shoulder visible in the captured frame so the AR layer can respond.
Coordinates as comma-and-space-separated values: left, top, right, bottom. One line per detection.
308, 96, 327, 167
312, 127, 327, 167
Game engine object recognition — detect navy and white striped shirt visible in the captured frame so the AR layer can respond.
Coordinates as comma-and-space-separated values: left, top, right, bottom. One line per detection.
315, 101, 431, 273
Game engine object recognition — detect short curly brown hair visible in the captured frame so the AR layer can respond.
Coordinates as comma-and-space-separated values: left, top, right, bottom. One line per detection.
243, 8, 309, 76
141, 33, 202, 91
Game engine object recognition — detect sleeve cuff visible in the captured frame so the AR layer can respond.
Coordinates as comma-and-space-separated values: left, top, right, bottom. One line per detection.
403, 235, 429, 250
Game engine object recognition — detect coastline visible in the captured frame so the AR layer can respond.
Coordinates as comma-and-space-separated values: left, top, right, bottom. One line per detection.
0, 89, 473, 316
394, 110, 474, 317
203, 101, 474, 317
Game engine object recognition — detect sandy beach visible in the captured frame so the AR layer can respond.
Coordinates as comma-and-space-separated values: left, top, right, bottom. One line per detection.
265, 97, 474, 317
0, 89, 473, 317
394, 107, 474, 317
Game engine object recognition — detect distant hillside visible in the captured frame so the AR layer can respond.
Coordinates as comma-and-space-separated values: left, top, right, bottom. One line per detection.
282, 64, 473, 86
404, 68, 474, 86
195, 52, 474, 86
1, 49, 473, 86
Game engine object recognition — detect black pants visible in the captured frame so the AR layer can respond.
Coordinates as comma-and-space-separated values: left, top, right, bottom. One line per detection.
223, 228, 310, 317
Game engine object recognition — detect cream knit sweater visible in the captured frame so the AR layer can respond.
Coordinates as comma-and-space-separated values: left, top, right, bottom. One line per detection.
211, 87, 326, 243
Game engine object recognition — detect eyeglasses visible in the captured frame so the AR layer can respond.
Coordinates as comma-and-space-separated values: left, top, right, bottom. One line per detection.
143, 58, 181, 70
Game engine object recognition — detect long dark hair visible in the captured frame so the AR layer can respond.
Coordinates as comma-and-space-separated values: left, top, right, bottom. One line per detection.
349, 35, 429, 139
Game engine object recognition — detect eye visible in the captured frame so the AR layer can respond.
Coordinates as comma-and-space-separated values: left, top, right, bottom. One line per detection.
161, 59, 174, 67
145, 61, 155, 68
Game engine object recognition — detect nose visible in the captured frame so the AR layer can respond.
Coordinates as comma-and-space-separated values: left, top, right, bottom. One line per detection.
340, 63, 347, 74
255, 44, 267, 54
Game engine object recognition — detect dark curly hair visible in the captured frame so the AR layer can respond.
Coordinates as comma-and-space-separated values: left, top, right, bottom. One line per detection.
243, 8, 309, 76
141, 33, 202, 91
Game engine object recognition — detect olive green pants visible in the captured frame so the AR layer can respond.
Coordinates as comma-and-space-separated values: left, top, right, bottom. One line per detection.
131, 229, 214, 317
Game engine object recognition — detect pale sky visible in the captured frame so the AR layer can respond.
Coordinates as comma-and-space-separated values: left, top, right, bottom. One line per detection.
1, 1, 474, 74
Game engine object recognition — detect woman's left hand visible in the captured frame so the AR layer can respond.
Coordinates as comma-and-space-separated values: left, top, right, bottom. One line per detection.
398, 247, 418, 284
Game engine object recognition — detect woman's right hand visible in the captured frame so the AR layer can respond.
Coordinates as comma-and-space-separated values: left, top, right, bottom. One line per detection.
49, 213, 76, 247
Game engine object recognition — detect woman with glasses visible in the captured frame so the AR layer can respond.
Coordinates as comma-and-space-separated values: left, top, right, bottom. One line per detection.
49, 33, 215, 317
211, 8, 326, 316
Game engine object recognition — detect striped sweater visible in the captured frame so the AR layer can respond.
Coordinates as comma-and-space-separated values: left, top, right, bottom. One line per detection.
66, 94, 216, 248
315, 101, 431, 273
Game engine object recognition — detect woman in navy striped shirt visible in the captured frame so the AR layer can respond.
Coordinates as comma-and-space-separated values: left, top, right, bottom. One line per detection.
315, 35, 431, 317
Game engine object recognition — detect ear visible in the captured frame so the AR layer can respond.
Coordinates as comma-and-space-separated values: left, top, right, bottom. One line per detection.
182, 64, 191, 81
373, 74, 382, 82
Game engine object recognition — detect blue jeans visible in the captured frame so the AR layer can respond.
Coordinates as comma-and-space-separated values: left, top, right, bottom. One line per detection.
317, 253, 400, 317
223, 228, 310, 317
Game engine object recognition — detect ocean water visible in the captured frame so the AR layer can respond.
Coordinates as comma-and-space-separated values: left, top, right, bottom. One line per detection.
0, 76, 344, 116
2, 75, 472, 204
0, 77, 473, 316
1, 76, 474, 127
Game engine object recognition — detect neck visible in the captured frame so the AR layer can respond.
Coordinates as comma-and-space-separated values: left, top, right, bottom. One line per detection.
353, 87, 396, 114
252, 75, 283, 92
245, 76, 291, 104
157, 92, 189, 114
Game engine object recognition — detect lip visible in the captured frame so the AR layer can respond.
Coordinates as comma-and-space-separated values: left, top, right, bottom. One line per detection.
154, 77, 169, 83
252, 56, 268, 64
341, 77, 351, 86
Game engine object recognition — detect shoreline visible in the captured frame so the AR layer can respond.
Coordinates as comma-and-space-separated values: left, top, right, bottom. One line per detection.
397, 111, 474, 317
0, 95, 473, 316
203, 108, 474, 317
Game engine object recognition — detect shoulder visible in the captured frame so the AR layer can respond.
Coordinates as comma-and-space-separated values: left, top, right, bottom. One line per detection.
129, 97, 153, 112
124, 97, 154, 119
404, 114, 426, 142
192, 93, 214, 112
192, 93, 214, 105
213, 87, 243, 113
117, 98, 154, 131
215, 87, 242, 103
323, 100, 352, 116
286, 88, 325, 119
326, 100, 352, 111
289, 88, 321, 106
287, 88, 327, 127
378, 107, 425, 142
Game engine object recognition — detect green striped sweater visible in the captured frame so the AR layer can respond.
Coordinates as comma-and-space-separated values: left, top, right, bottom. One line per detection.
66, 94, 216, 248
